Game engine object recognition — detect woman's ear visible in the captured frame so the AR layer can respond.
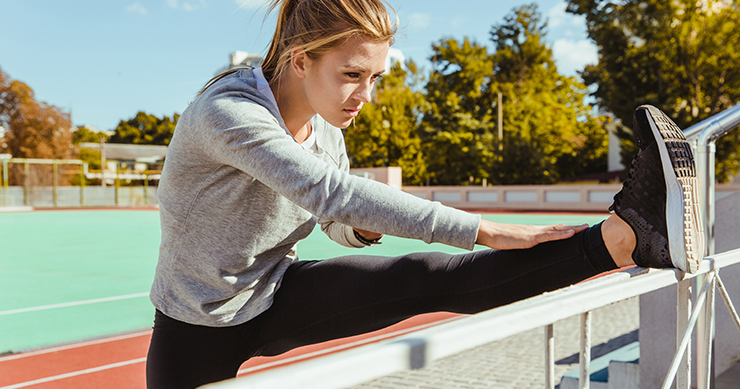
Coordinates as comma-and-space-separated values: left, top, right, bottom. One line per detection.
290, 48, 310, 79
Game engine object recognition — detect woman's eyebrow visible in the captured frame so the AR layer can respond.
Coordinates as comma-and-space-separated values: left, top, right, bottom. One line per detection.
342, 65, 386, 75
342, 65, 367, 73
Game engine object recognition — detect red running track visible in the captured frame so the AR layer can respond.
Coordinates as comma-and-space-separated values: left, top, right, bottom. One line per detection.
0, 312, 459, 389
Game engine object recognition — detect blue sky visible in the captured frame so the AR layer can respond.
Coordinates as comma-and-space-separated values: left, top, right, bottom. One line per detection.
0, 0, 597, 132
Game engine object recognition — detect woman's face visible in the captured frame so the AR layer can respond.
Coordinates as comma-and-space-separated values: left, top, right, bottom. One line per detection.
301, 35, 390, 128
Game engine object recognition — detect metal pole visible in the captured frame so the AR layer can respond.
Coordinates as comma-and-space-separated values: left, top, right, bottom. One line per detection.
114, 162, 119, 206
545, 324, 554, 389
53, 161, 58, 207
100, 138, 106, 188
80, 164, 85, 206
716, 273, 740, 334
663, 273, 715, 389
692, 103, 740, 389
1, 159, 7, 206
579, 311, 591, 389
684, 103, 740, 139
144, 171, 149, 205
23, 162, 30, 206
497, 92, 503, 152
677, 278, 692, 389
700, 274, 716, 389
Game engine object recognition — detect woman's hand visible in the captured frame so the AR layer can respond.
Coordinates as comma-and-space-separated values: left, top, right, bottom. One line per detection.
476, 219, 588, 250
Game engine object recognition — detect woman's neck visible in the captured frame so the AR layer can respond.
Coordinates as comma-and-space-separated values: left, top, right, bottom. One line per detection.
271, 73, 315, 143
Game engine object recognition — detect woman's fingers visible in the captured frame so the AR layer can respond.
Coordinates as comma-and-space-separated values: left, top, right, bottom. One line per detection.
477, 220, 589, 250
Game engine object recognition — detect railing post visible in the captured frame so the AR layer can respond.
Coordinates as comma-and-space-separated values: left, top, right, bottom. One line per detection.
692, 102, 734, 389
23, 161, 30, 206
716, 274, 740, 334
545, 324, 554, 389
115, 162, 119, 206
80, 163, 85, 206
677, 278, 692, 389
144, 171, 149, 205
53, 160, 58, 207
698, 273, 716, 389
579, 311, 591, 389
1, 158, 7, 206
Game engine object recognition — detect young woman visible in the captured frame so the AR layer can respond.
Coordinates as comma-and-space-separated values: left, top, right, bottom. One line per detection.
146, 0, 703, 387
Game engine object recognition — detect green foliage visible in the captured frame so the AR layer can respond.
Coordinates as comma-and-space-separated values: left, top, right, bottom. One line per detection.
421, 38, 496, 185
72, 125, 109, 145
490, 5, 608, 184
109, 111, 178, 145
346, 60, 428, 185
0, 66, 73, 161
420, 4, 607, 185
567, 0, 740, 182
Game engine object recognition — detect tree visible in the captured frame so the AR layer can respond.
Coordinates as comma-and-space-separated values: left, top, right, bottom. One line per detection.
72, 125, 109, 173
421, 38, 497, 185
346, 60, 428, 185
488, 4, 608, 184
109, 111, 178, 145
420, 4, 607, 185
0, 67, 74, 186
567, 0, 740, 182
72, 125, 109, 145
0, 67, 73, 160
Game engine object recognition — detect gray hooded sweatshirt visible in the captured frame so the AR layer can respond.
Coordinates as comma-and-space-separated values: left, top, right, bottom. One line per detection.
150, 68, 481, 327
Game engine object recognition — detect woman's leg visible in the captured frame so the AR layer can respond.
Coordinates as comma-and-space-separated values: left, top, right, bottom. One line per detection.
146, 310, 258, 389
249, 222, 617, 357
146, 222, 615, 387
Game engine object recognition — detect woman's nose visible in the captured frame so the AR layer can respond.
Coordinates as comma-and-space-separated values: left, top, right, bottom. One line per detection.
356, 81, 373, 103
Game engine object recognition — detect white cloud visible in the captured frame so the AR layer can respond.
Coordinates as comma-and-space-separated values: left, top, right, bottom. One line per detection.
386, 47, 406, 72
407, 12, 432, 30
182, 1, 206, 11
234, 0, 271, 10
165, 0, 208, 11
126, 2, 148, 14
546, 2, 582, 29
450, 16, 467, 29
552, 39, 598, 76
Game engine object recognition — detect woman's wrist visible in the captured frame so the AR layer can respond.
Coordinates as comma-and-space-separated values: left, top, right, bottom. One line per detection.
353, 228, 382, 245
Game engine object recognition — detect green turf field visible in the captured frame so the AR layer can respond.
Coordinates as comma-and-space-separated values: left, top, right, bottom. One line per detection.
0, 210, 608, 353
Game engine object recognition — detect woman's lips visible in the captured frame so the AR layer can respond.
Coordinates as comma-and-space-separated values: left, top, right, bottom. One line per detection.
344, 107, 361, 117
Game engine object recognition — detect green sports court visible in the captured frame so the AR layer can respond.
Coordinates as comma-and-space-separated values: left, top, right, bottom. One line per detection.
0, 209, 609, 354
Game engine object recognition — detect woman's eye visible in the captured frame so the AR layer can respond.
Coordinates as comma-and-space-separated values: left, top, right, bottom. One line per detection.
371, 74, 383, 83
346, 72, 361, 79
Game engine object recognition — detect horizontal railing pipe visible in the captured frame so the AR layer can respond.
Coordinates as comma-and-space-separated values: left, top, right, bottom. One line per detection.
684, 103, 740, 140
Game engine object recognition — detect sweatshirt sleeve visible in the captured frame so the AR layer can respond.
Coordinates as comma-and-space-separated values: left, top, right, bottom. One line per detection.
319, 221, 366, 248
317, 133, 376, 248
193, 87, 481, 250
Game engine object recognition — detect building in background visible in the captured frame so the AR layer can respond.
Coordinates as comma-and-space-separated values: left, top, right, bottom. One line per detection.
215, 51, 263, 75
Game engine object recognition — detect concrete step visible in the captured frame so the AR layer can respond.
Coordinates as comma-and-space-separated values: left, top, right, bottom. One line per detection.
560, 341, 639, 389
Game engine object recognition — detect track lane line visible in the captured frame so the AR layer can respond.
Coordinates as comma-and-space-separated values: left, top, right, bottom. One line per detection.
0, 357, 147, 389
0, 293, 149, 316
0, 330, 152, 362
1, 313, 458, 387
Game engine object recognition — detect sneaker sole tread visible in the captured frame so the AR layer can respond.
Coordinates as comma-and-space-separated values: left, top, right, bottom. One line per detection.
644, 106, 704, 273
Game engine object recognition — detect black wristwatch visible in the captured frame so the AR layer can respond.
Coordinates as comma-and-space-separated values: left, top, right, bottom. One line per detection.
353, 229, 382, 246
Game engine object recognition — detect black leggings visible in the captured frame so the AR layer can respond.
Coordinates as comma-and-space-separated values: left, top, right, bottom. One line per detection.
146, 223, 616, 388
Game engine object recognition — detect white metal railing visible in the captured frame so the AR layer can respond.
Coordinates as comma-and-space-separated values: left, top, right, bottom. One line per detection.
205, 105, 740, 389
684, 102, 740, 389
203, 250, 740, 389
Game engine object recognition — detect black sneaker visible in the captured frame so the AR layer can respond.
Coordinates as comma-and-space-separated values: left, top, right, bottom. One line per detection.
610, 105, 704, 273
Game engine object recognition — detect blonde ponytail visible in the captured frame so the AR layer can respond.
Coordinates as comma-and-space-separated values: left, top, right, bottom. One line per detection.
199, 0, 397, 95
262, 0, 397, 82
